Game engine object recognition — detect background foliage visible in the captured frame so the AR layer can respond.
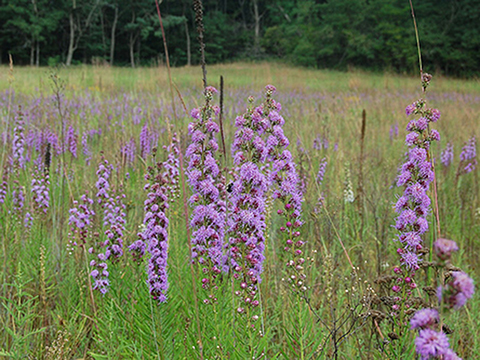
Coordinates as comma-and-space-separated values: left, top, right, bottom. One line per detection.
1, 0, 480, 76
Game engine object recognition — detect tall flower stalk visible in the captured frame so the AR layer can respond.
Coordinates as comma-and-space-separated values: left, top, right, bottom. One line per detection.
392, 73, 440, 323
141, 161, 170, 303
259, 85, 307, 293
229, 94, 269, 320
185, 86, 226, 303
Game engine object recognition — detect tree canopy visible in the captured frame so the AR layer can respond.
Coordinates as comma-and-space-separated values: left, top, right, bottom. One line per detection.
0, 0, 479, 76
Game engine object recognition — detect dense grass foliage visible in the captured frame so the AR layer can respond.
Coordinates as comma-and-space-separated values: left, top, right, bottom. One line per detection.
0, 63, 479, 359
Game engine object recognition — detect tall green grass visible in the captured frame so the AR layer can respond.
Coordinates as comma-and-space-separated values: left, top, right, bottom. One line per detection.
0, 64, 479, 359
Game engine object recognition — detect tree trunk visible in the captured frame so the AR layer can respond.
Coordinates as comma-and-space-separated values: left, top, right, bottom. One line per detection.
110, 5, 118, 65
100, 8, 107, 58
66, 0, 100, 66
66, 11, 76, 66
30, 39, 35, 66
253, 0, 260, 53
36, 41, 40, 66
129, 32, 135, 68
32, 0, 39, 66
185, 19, 191, 66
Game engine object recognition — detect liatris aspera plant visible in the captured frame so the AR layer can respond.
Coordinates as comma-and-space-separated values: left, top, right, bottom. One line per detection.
31, 159, 50, 215
229, 94, 269, 317
81, 132, 92, 165
68, 192, 95, 248
13, 109, 26, 170
162, 133, 180, 200
140, 124, 152, 159
458, 136, 476, 175
391, 73, 440, 320
0, 167, 7, 204
66, 125, 77, 158
409, 237, 474, 359
95, 158, 112, 206
260, 85, 306, 293
87, 158, 127, 293
186, 86, 226, 302
316, 157, 328, 186
314, 158, 327, 214
121, 137, 136, 167
68, 191, 110, 294
102, 189, 126, 261
138, 160, 170, 303
129, 139, 180, 301
440, 143, 454, 168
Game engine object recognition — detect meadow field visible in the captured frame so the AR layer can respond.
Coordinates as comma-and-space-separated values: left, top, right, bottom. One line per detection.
0, 63, 479, 359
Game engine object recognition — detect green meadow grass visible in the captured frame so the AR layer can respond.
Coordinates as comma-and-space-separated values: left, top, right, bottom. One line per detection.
0, 63, 479, 359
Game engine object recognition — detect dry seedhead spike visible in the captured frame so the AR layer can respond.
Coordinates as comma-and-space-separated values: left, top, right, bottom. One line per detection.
193, 0, 207, 88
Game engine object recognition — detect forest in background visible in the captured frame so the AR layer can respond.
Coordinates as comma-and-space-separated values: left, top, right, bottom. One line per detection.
1, 0, 479, 77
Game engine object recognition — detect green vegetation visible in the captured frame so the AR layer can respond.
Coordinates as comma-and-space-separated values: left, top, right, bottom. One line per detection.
0, 64, 479, 359
1, 1, 480, 76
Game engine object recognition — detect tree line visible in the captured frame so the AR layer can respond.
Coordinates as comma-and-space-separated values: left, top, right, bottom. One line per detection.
1, 0, 479, 76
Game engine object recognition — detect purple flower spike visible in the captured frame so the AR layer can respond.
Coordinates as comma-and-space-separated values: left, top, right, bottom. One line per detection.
433, 238, 459, 261
67, 125, 78, 158
441, 143, 454, 167
410, 308, 439, 330
440, 271, 475, 310
415, 329, 450, 360
95, 158, 112, 205
317, 158, 328, 185
458, 136, 477, 174
186, 88, 226, 299
394, 86, 441, 280
13, 110, 26, 170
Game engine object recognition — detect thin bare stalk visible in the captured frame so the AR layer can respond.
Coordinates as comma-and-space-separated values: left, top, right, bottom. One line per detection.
155, 0, 176, 126
178, 138, 204, 359
357, 109, 366, 241
149, 295, 162, 360
409, 1, 442, 238
218, 76, 227, 165
409, 0, 423, 78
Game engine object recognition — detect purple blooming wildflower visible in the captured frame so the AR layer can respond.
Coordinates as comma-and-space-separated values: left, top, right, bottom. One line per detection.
139, 165, 170, 303
103, 191, 126, 261
458, 136, 476, 174
31, 165, 50, 215
0, 169, 7, 204
433, 238, 459, 261
186, 87, 226, 301
394, 83, 440, 278
12, 181, 25, 214
439, 271, 475, 310
82, 132, 92, 165
68, 193, 95, 246
405, 102, 417, 116
13, 111, 26, 170
442, 349, 462, 360
24, 212, 33, 229
415, 329, 450, 360
256, 85, 306, 292
67, 125, 78, 158
410, 308, 439, 330
162, 133, 180, 200
228, 92, 273, 316
95, 158, 112, 205
140, 124, 152, 159
441, 143, 454, 167
317, 158, 328, 185
121, 137, 136, 166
